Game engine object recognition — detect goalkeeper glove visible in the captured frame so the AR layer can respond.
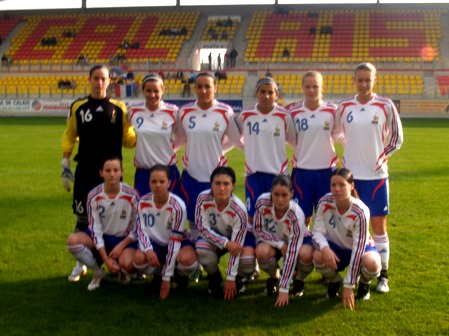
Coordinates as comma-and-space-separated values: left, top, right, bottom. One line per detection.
61, 158, 74, 192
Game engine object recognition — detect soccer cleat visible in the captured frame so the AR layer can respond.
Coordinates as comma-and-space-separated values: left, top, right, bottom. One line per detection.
327, 280, 342, 299
132, 272, 146, 281
149, 275, 163, 292
174, 269, 189, 291
87, 268, 106, 291
235, 274, 245, 294
68, 263, 87, 282
207, 271, 223, 298
376, 274, 390, 293
357, 282, 371, 300
118, 270, 131, 284
191, 266, 203, 283
265, 277, 279, 295
292, 279, 305, 297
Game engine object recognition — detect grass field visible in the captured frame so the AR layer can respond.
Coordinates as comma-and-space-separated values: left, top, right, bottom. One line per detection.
0, 117, 448, 336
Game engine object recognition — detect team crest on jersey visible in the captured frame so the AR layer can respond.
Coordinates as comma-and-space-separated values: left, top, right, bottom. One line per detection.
323, 120, 330, 130
346, 228, 353, 238
273, 124, 281, 136
161, 120, 168, 130
120, 208, 127, 219
371, 114, 379, 124
166, 220, 172, 230
111, 110, 116, 123
213, 121, 220, 132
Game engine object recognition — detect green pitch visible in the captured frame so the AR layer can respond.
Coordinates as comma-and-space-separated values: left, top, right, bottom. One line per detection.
0, 117, 448, 335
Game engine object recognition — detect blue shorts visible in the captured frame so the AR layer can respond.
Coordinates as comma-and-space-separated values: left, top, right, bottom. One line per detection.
354, 178, 389, 216
245, 172, 276, 217
179, 171, 211, 222
150, 239, 194, 266
92, 233, 138, 266
134, 165, 181, 197
291, 168, 333, 218
326, 240, 378, 272
244, 231, 256, 248
303, 235, 314, 248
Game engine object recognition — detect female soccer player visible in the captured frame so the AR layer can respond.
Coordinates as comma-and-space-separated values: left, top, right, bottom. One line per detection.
334, 62, 403, 293
62, 64, 135, 282
195, 166, 255, 300
236, 77, 296, 226
66, 157, 139, 291
133, 164, 198, 300
312, 168, 382, 309
253, 175, 313, 307
289, 71, 339, 227
177, 72, 241, 240
128, 74, 182, 197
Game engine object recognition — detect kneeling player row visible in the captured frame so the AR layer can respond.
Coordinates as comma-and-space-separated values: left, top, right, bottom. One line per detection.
67, 157, 381, 309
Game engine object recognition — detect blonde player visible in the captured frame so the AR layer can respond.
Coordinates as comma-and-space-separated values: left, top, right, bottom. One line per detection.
66, 157, 139, 291
128, 74, 182, 197
289, 71, 339, 227
334, 62, 403, 293
312, 168, 381, 309
254, 175, 313, 307
133, 165, 198, 300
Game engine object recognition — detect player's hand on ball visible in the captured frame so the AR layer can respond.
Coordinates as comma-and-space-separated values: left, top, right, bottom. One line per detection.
61, 158, 74, 192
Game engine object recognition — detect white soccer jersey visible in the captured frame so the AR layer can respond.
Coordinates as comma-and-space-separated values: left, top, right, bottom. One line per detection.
253, 192, 306, 292
195, 190, 248, 280
177, 101, 241, 182
236, 104, 296, 175
135, 192, 187, 280
128, 101, 181, 169
87, 183, 139, 250
333, 94, 403, 180
312, 194, 372, 288
290, 101, 339, 169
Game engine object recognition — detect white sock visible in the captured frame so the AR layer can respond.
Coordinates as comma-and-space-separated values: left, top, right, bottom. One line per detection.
259, 257, 278, 278
177, 260, 199, 277
373, 233, 390, 271
68, 244, 99, 271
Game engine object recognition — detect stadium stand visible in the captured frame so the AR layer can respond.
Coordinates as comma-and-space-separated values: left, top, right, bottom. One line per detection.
0, 16, 22, 41
245, 9, 443, 63
0, 6, 447, 102
7, 12, 199, 64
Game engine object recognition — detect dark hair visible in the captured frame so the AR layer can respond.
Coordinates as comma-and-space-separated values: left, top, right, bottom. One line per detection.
149, 164, 170, 180
195, 72, 217, 85
101, 156, 122, 170
89, 64, 110, 78
331, 167, 359, 198
141, 73, 164, 90
210, 166, 236, 184
271, 174, 293, 192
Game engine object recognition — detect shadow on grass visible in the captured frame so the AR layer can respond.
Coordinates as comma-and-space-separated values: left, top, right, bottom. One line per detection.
0, 275, 339, 335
